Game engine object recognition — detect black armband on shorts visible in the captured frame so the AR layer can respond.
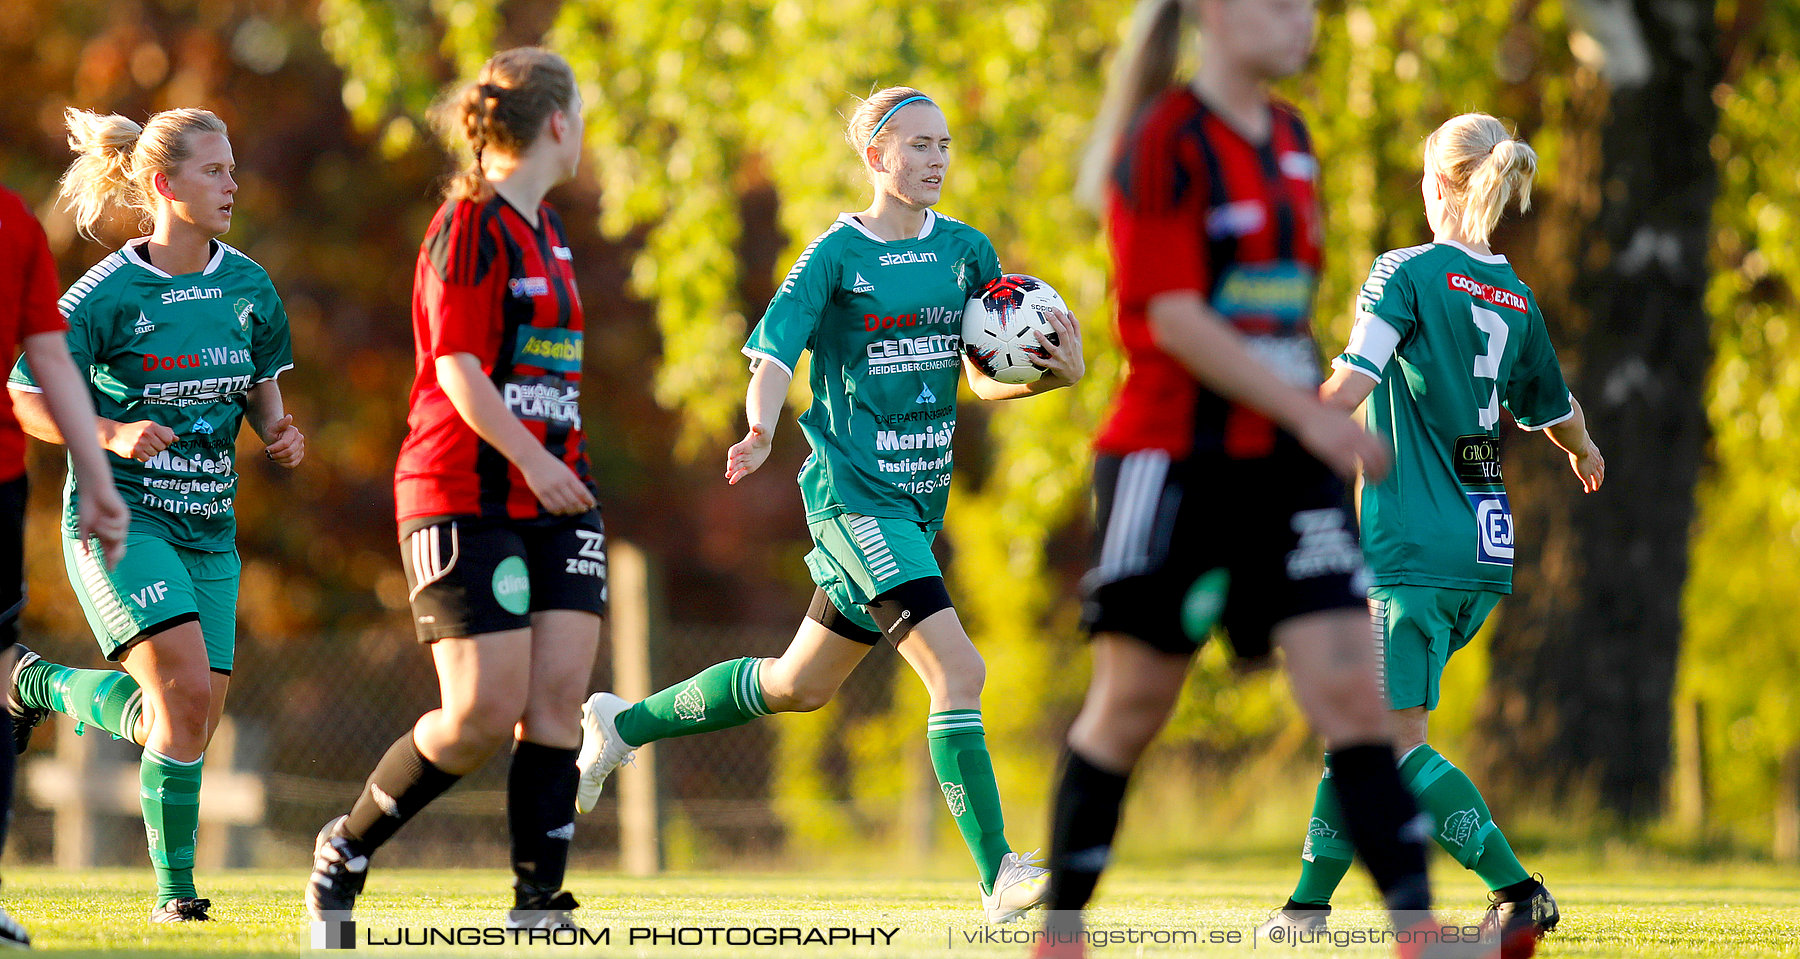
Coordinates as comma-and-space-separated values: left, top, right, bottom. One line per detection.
807, 589, 882, 646
867, 576, 954, 644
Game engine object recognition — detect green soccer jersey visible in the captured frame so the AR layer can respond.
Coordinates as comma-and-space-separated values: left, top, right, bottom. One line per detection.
10, 239, 294, 551
1335, 241, 1572, 591
744, 211, 1001, 529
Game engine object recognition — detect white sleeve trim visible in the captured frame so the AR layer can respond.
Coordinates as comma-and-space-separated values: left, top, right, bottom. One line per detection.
253, 363, 295, 385
6, 383, 43, 394
1331, 355, 1385, 383
741, 348, 793, 379
1516, 394, 1576, 431
1342, 313, 1402, 374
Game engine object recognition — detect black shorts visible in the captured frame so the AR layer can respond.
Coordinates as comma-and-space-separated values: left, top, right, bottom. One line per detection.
400, 509, 608, 643
1080, 450, 1365, 659
0, 476, 23, 650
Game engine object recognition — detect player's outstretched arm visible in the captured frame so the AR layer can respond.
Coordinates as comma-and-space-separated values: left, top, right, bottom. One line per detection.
726, 360, 790, 485
966, 307, 1085, 401
247, 378, 305, 469
19, 331, 128, 566
1147, 291, 1389, 483
437, 351, 595, 515
1543, 394, 1604, 492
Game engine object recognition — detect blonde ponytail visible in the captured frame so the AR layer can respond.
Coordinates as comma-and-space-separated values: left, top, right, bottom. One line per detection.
58, 106, 228, 242
1425, 113, 1537, 247
1078, 0, 1185, 211
59, 110, 144, 242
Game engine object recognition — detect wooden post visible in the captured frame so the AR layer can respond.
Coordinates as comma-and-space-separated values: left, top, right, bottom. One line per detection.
1672, 697, 1707, 836
609, 540, 662, 875
1776, 745, 1800, 865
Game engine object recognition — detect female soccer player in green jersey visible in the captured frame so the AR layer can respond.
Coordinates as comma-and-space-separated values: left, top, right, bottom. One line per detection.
1260, 113, 1603, 945
5, 107, 304, 922
573, 86, 1084, 924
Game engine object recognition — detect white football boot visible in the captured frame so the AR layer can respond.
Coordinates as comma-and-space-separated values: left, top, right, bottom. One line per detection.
981, 849, 1050, 924
574, 692, 637, 814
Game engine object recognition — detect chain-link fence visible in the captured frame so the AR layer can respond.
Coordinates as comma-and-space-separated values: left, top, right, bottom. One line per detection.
7, 612, 803, 872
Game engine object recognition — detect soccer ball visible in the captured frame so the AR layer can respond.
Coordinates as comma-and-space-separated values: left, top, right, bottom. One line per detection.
962, 274, 1065, 384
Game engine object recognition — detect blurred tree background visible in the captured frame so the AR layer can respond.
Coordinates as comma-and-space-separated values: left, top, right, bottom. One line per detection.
0, 0, 1793, 868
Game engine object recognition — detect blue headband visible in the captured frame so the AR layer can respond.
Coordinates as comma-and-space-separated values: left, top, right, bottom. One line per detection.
864, 96, 934, 149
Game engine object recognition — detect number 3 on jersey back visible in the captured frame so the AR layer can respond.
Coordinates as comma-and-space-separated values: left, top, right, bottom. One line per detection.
1469, 303, 1509, 430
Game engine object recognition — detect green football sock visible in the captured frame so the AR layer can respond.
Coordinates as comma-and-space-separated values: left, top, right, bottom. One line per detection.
1290, 755, 1356, 907
16, 659, 144, 743
611, 657, 769, 747
141, 747, 203, 907
1398, 744, 1530, 890
927, 710, 1012, 893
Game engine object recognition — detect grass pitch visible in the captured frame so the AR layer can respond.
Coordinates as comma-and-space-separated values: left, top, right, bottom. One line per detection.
6, 855, 1797, 957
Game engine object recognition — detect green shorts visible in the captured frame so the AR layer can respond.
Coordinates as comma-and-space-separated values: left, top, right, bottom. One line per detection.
1371, 584, 1502, 711
803, 512, 941, 635
63, 532, 240, 672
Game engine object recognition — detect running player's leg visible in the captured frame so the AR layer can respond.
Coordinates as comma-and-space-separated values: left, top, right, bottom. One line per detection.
1277, 609, 1432, 923
1048, 632, 1190, 926
1383, 590, 1553, 935
119, 622, 213, 919
13, 536, 186, 745
310, 518, 535, 921
575, 597, 872, 815
509, 609, 598, 921
1044, 450, 1198, 935
886, 598, 1028, 902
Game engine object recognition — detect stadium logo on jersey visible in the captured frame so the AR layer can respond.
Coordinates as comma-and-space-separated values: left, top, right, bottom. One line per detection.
1207, 200, 1265, 239
940, 782, 967, 817
514, 329, 583, 373
1279, 151, 1319, 182
235, 298, 254, 330
866, 334, 960, 375
1441, 808, 1481, 848
133, 313, 155, 335
552, 245, 574, 261
160, 286, 222, 305
1468, 491, 1515, 566
508, 276, 551, 298
851, 272, 874, 294
673, 681, 707, 722
1447, 274, 1527, 312
914, 383, 936, 404
877, 250, 938, 267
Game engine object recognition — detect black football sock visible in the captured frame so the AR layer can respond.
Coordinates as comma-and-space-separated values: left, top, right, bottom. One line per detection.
1045, 747, 1132, 924
1328, 743, 1432, 916
337, 732, 462, 853
508, 740, 580, 902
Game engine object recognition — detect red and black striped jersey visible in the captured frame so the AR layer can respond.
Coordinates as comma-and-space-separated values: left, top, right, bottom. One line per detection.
395, 195, 593, 524
1097, 87, 1324, 460
0, 188, 68, 483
